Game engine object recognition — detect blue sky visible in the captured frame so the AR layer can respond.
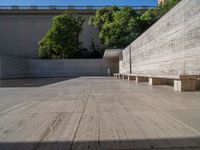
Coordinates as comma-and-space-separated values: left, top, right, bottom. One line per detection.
0, 0, 157, 6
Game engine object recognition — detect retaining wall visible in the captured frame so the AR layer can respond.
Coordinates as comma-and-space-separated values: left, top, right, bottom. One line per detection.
0, 55, 118, 79
27, 59, 118, 77
120, 0, 200, 79
0, 56, 28, 79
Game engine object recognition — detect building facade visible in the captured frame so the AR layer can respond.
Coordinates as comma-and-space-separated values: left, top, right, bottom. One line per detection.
0, 8, 104, 58
0, 6, 155, 58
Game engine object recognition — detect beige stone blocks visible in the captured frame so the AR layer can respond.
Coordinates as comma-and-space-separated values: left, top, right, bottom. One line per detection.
128, 76, 136, 81
196, 79, 200, 90
149, 78, 164, 85
136, 76, 148, 83
122, 75, 128, 80
119, 0, 200, 91
174, 79, 196, 91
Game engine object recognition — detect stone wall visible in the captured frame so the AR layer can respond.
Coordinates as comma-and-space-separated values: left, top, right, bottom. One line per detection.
0, 55, 118, 79
27, 59, 118, 77
119, 46, 130, 74
0, 56, 28, 79
120, 0, 200, 79
0, 13, 104, 58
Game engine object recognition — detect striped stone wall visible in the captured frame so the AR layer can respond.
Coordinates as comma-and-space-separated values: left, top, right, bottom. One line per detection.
120, 0, 200, 79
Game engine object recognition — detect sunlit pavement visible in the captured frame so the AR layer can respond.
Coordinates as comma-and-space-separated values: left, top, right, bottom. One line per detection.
0, 77, 200, 150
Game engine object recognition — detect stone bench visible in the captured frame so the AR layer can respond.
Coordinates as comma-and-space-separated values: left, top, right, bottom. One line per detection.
113, 73, 129, 79
196, 78, 200, 90
121, 74, 129, 79
114, 73, 200, 91
113, 73, 121, 79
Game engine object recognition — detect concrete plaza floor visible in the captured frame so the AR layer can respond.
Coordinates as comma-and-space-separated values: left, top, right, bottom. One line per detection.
0, 77, 200, 150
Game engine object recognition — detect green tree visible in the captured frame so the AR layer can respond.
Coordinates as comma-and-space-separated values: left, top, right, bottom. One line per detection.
90, 1, 181, 49
159, 0, 181, 17
139, 9, 160, 32
90, 7, 141, 48
89, 6, 119, 30
139, 0, 181, 32
38, 12, 84, 59
87, 39, 105, 58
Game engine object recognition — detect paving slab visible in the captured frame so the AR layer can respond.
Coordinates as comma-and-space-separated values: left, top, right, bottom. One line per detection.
0, 77, 200, 150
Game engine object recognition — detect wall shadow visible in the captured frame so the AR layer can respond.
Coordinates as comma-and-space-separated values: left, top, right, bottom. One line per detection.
0, 77, 79, 88
0, 137, 200, 150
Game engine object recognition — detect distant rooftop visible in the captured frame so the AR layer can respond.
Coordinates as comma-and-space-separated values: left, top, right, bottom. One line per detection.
0, 5, 156, 11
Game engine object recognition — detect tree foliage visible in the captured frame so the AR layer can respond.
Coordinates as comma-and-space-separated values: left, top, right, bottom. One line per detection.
158, 0, 181, 17
38, 0, 181, 59
89, 0, 181, 49
89, 6, 119, 30
72, 40, 104, 58
139, 9, 160, 32
90, 7, 141, 48
38, 12, 85, 59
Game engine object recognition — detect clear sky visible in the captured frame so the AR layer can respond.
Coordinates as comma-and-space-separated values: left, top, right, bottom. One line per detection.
0, 0, 157, 6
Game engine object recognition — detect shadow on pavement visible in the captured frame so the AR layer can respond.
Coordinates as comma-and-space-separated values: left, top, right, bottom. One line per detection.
0, 77, 78, 87
0, 137, 200, 150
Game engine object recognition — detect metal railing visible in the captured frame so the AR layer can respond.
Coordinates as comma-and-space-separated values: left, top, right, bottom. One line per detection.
0, 5, 156, 11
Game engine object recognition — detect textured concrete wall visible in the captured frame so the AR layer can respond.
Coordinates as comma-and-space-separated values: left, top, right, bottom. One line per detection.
27, 59, 118, 77
120, 0, 200, 79
0, 55, 118, 79
0, 14, 104, 58
119, 46, 130, 74
0, 56, 28, 79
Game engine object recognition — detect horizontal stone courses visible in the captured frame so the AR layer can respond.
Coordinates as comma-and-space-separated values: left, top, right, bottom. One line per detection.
0, 56, 119, 79
119, 0, 200, 90
131, 53, 200, 67
128, 5, 200, 53
129, 17, 184, 47
130, 31, 185, 56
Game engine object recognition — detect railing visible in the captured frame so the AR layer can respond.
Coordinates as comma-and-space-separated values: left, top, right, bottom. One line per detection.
0, 6, 156, 11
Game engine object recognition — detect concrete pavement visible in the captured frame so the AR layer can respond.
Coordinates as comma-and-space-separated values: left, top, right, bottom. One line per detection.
0, 77, 200, 150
